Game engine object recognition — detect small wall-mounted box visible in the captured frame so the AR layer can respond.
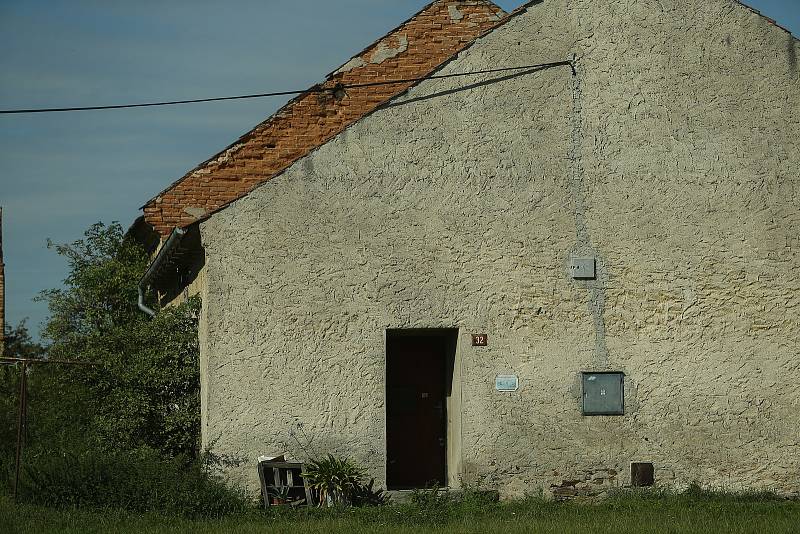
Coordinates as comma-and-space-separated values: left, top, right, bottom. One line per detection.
570, 257, 596, 279
582, 372, 624, 415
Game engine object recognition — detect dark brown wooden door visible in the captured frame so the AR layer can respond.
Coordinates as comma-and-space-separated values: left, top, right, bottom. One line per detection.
386, 334, 447, 489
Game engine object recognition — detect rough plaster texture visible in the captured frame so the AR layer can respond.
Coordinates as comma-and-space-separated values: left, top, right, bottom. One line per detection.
198, 0, 800, 498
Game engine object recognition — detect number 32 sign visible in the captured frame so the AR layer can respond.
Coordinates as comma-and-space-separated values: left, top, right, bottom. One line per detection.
471, 334, 488, 346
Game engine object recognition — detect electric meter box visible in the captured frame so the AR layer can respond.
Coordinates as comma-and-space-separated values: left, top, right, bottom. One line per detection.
582, 372, 624, 415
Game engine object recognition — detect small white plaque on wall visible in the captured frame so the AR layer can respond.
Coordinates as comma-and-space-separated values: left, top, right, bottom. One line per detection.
495, 375, 519, 392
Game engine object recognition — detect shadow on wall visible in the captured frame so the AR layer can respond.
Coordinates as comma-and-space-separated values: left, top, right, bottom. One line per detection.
788, 34, 798, 74
384, 63, 571, 109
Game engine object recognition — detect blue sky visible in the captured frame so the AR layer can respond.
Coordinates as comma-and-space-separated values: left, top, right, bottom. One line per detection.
0, 1, 797, 339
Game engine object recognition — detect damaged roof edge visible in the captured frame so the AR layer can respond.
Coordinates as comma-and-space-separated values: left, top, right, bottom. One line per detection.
141, 0, 796, 240
325, 0, 506, 77
140, 0, 506, 210
138, 82, 316, 210
173, 0, 797, 231
174, 1, 553, 231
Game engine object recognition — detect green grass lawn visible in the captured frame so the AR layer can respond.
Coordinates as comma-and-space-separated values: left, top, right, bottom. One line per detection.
2, 489, 799, 534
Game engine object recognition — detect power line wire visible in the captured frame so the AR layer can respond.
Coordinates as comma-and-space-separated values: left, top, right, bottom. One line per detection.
0, 61, 573, 115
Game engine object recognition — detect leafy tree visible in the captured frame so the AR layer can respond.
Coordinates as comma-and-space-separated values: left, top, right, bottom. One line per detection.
2, 320, 46, 359
37, 222, 200, 458
0, 224, 234, 510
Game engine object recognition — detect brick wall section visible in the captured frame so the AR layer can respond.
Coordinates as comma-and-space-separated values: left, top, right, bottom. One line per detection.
143, 1, 505, 236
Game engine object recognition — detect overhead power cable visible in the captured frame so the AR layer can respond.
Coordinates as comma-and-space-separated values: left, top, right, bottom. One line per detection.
0, 61, 573, 115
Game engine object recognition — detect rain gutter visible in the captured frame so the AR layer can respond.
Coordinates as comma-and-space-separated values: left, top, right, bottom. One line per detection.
137, 227, 186, 316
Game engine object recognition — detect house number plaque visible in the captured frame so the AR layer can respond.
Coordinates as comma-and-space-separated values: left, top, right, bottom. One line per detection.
471, 334, 488, 346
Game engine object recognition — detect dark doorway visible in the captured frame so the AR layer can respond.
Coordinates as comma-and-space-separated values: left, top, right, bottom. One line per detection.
386, 329, 457, 490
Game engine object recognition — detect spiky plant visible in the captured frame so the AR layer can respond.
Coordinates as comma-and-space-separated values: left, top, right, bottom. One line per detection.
351, 478, 391, 507
301, 455, 364, 507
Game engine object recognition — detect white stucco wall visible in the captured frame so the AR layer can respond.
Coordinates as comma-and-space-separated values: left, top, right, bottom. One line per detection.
199, 0, 800, 497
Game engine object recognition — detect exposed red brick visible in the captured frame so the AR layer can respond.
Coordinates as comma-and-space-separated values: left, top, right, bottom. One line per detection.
142, 1, 505, 236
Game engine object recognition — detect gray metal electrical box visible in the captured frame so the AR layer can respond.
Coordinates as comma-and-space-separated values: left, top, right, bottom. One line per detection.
570, 257, 596, 279
582, 372, 624, 415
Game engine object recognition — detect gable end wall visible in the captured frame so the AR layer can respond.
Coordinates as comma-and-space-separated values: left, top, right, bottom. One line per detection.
199, 0, 800, 496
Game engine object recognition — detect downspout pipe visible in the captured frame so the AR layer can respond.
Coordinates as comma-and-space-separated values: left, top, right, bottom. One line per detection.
137, 283, 155, 317
137, 227, 186, 317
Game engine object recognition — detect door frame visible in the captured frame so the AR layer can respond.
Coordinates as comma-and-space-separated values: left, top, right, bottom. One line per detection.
384, 328, 462, 489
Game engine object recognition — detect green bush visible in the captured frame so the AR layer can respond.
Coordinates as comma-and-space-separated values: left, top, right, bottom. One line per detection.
18, 447, 248, 518
39, 223, 201, 459
0, 222, 229, 512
